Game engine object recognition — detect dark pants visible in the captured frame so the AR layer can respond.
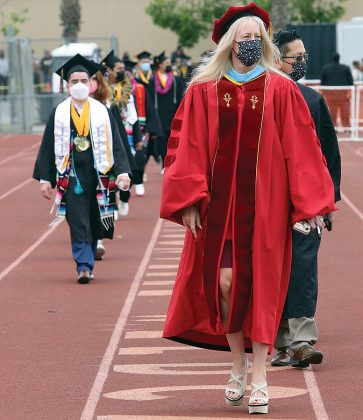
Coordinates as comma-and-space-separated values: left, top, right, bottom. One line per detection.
275, 230, 321, 351
159, 130, 171, 168
72, 242, 97, 273
283, 229, 321, 319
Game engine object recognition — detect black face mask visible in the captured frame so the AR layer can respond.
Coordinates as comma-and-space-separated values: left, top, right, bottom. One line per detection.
289, 61, 307, 82
116, 70, 125, 82
165, 65, 172, 73
234, 39, 262, 67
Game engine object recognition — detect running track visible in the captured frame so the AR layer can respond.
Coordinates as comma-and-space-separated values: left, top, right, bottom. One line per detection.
0, 134, 361, 420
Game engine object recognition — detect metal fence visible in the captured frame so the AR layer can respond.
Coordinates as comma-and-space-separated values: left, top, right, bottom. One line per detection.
0, 35, 118, 133
301, 81, 363, 141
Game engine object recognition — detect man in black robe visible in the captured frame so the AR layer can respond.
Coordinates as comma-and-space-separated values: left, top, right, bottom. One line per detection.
134, 51, 162, 164
272, 31, 341, 367
101, 50, 142, 216
153, 51, 184, 171
33, 54, 131, 284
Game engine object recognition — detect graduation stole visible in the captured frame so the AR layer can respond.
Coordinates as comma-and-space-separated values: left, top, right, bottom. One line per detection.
134, 82, 146, 127
155, 70, 173, 93
52, 97, 115, 228
54, 96, 114, 175
114, 77, 133, 110
137, 69, 152, 84
71, 101, 90, 137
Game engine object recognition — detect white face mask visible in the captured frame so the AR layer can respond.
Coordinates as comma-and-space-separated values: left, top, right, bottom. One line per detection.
69, 82, 89, 100
140, 62, 151, 72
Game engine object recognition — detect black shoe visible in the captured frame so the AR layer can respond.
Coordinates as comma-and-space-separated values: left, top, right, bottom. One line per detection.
77, 271, 91, 284
290, 344, 323, 368
271, 347, 291, 366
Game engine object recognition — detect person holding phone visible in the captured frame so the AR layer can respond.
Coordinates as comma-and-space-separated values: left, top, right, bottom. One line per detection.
271, 30, 341, 368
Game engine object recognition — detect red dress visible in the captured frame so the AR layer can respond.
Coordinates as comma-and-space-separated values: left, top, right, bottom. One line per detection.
160, 72, 335, 352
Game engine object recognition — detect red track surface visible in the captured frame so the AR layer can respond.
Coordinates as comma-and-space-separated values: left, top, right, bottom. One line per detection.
0, 135, 362, 420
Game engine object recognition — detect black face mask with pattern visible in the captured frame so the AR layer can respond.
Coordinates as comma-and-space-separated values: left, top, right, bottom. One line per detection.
234, 39, 262, 67
289, 61, 307, 82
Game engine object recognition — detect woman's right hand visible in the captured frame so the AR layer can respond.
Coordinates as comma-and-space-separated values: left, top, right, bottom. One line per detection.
182, 205, 202, 238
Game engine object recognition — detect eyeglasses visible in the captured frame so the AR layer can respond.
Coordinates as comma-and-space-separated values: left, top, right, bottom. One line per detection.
282, 53, 309, 62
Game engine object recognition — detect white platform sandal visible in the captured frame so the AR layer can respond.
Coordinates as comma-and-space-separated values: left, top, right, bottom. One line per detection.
225, 355, 248, 406
248, 382, 269, 414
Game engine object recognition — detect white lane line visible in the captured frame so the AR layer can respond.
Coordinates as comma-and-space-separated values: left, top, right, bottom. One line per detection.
1, 134, 11, 140
80, 217, 163, 420
142, 281, 174, 286
125, 331, 162, 339
304, 368, 329, 420
0, 178, 33, 202
153, 257, 180, 260
148, 264, 179, 269
0, 222, 62, 282
356, 146, 363, 158
138, 290, 172, 297
118, 346, 199, 355
157, 240, 184, 245
145, 272, 176, 277
0, 142, 39, 166
341, 191, 363, 222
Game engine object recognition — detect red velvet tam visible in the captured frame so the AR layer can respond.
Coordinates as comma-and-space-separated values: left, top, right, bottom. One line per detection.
212, 2, 272, 44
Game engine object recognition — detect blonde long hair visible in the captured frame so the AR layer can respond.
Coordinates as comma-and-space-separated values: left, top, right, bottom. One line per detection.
189, 15, 288, 87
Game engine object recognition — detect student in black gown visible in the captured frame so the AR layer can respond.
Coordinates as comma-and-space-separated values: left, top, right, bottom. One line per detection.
134, 51, 161, 164
33, 54, 131, 284
153, 51, 184, 172
126, 57, 162, 192
101, 50, 142, 217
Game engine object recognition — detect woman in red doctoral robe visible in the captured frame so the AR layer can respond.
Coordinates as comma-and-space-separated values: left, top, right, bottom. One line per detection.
160, 3, 336, 415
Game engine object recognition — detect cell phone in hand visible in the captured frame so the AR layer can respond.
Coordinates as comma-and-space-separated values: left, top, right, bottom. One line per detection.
323, 213, 333, 231
293, 221, 311, 235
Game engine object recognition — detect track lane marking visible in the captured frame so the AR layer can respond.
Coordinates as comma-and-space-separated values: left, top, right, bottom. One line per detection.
0, 222, 62, 282
300, 189, 363, 420
80, 218, 163, 420
0, 142, 39, 166
304, 368, 329, 420
0, 178, 33, 201
341, 191, 363, 221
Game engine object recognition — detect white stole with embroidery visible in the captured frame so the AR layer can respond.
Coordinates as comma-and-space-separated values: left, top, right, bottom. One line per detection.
54, 96, 114, 175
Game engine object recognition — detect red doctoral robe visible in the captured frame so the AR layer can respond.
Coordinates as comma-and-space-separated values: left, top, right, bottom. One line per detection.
160, 72, 335, 352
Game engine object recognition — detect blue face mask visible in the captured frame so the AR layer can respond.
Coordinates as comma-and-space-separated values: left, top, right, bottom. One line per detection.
140, 62, 151, 72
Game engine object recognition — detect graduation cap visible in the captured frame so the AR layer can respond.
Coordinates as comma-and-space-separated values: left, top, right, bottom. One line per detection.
90, 60, 107, 76
212, 2, 272, 44
136, 50, 152, 60
101, 49, 122, 69
55, 53, 98, 81
123, 58, 138, 72
154, 51, 167, 66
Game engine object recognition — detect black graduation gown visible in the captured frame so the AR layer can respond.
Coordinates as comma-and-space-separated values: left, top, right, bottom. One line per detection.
154, 75, 184, 137
135, 74, 162, 163
134, 73, 156, 102
110, 104, 136, 171
33, 107, 130, 243
142, 88, 162, 137
282, 83, 341, 319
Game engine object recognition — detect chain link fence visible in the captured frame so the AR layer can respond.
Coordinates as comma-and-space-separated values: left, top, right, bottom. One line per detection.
0, 35, 118, 133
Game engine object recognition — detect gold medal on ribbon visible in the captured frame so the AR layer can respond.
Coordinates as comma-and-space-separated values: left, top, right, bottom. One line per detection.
74, 136, 90, 152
